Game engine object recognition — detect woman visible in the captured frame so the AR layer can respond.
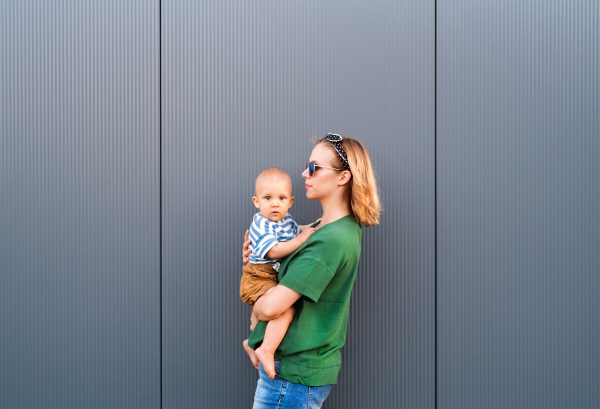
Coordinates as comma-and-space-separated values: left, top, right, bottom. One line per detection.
243, 134, 381, 409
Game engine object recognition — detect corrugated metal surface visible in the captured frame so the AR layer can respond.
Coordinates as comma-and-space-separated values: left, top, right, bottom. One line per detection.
4, 1, 596, 408
0, 1, 160, 408
437, 1, 599, 408
161, 1, 434, 408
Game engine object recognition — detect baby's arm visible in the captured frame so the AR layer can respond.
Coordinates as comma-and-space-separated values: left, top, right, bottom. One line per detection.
265, 228, 316, 260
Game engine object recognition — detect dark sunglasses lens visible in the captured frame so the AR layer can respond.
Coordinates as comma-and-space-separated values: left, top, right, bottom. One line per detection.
306, 162, 314, 176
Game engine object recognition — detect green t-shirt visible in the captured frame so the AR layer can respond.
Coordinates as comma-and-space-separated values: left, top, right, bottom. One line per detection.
248, 214, 362, 386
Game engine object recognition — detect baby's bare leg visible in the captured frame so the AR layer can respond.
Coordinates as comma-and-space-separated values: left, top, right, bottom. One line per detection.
254, 305, 295, 379
243, 339, 259, 370
243, 311, 260, 369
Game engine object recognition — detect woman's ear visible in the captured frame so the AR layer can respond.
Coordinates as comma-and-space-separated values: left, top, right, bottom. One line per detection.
338, 171, 352, 186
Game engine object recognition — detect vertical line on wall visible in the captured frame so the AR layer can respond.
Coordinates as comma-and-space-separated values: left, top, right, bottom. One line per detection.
159, 0, 163, 408
434, 0, 438, 408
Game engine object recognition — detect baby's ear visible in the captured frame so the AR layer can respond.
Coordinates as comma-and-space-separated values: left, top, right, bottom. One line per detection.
252, 196, 260, 208
289, 196, 295, 207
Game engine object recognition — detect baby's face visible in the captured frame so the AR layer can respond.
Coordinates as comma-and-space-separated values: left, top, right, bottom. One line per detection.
252, 178, 294, 222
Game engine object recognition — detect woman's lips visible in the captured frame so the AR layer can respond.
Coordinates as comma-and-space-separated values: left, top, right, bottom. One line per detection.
305, 184, 311, 190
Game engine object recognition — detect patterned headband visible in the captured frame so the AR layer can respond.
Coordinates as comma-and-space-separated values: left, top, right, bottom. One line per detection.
324, 133, 351, 172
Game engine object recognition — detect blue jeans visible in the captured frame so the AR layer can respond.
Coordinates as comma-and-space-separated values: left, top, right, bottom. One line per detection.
252, 361, 333, 409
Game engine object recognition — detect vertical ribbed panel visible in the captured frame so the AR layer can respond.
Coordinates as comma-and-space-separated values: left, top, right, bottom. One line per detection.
437, 1, 599, 409
4, 1, 595, 408
0, 2, 160, 408
161, 1, 434, 408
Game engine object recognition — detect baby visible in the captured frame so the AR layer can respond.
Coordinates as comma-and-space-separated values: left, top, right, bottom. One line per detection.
241, 167, 316, 379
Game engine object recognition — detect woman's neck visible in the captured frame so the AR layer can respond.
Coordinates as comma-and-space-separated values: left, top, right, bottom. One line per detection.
318, 195, 353, 226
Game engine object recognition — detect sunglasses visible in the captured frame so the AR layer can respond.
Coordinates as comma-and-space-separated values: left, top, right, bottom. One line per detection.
305, 162, 344, 177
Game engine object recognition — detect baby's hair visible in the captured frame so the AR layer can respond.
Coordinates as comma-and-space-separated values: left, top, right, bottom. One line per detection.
255, 167, 293, 194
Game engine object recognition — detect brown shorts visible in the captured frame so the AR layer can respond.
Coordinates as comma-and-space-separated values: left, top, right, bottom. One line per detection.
240, 262, 279, 306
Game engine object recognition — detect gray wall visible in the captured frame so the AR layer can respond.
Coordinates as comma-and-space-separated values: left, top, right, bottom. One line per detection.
0, 1, 160, 408
437, 1, 599, 408
161, 1, 434, 408
0, 1, 597, 409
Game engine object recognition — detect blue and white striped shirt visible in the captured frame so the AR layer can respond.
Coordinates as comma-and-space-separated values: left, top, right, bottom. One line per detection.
248, 213, 301, 265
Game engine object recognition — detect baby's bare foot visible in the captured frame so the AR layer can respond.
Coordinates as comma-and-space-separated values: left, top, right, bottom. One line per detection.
243, 339, 259, 370
255, 346, 276, 379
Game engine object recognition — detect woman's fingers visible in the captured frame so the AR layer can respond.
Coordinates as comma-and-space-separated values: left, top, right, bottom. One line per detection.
243, 230, 251, 251
250, 312, 259, 331
243, 230, 252, 263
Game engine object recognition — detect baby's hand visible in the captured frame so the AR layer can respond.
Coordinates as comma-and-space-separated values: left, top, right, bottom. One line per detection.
296, 227, 316, 244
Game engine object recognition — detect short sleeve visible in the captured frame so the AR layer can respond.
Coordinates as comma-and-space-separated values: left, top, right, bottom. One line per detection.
249, 217, 278, 259
276, 219, 354, 303
294, 220, 301, 235
279, 258, 335, 303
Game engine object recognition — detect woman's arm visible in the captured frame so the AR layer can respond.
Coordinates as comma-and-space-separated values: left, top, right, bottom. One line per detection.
243, 230, 302, 320
253, 285, 302, 321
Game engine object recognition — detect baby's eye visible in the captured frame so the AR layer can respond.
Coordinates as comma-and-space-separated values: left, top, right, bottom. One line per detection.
279, 196, 286, 200
265, 196, 271, 200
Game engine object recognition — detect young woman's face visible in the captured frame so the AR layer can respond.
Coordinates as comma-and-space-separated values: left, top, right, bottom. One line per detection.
302, 143, 344, 200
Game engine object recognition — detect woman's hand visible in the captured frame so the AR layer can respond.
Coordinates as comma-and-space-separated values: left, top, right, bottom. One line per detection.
250, 312, 259, 331
243, 230, 252, 264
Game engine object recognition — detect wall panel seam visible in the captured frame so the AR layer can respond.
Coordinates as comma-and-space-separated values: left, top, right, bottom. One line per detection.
159, 0, 164, 408
434, 1, 438, 408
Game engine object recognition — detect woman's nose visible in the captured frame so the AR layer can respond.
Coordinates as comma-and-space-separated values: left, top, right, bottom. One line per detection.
302, 168, 310, 179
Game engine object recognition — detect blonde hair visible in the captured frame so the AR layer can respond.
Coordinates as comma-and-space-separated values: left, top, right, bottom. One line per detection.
255, 167, 292, 194
314, 136, 381, 226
